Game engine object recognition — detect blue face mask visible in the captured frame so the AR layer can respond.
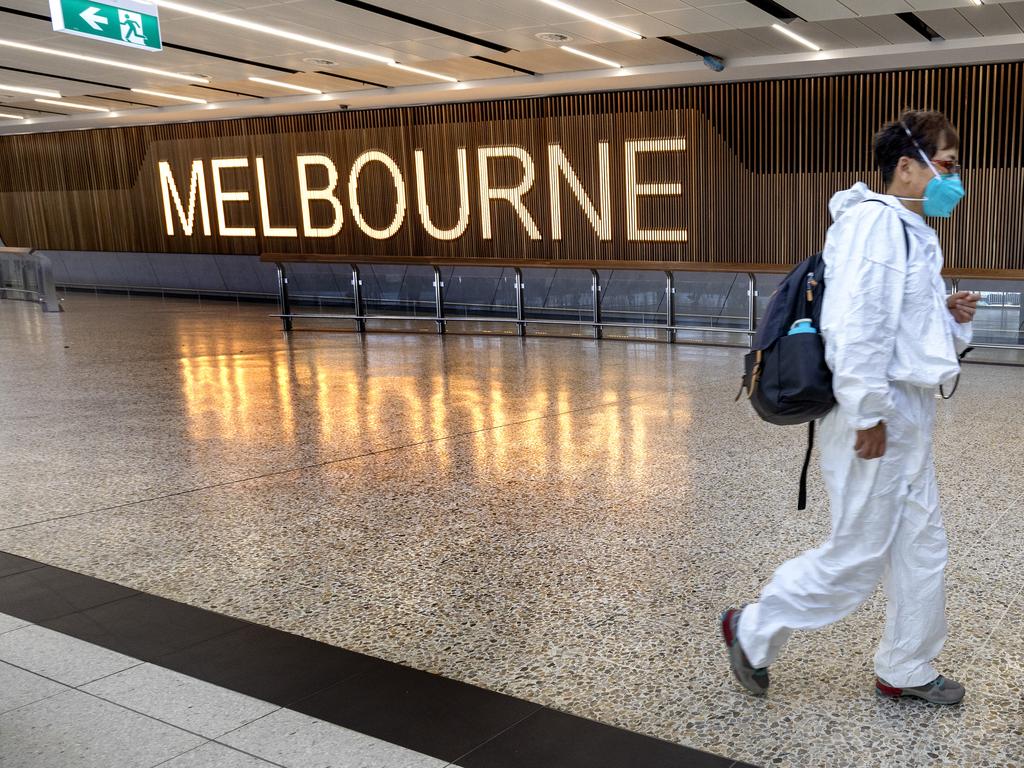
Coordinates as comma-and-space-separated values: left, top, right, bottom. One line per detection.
922, 171, 965, 219
900, 121, 965, 218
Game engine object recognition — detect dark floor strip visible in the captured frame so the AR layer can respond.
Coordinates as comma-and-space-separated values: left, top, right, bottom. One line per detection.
0, 551, 757, 768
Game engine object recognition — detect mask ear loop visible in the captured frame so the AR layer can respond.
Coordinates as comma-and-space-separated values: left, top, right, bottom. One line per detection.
896, 121, 942, 202
901, 121, 944, 178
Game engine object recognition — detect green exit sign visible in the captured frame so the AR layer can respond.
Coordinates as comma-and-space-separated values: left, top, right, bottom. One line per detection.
50, 0, 162, 52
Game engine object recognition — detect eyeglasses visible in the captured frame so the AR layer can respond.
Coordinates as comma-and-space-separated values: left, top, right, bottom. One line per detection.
931, 159, 962, 176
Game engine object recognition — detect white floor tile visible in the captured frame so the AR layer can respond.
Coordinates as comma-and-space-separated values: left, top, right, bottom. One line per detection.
0, 624, 139, 687
219, 709, 447, 768
82, 663, 279, 739
0, 688, 204, 768
155, 742, 280, 768
0, 660, 68, 714
0, 612, 29, 636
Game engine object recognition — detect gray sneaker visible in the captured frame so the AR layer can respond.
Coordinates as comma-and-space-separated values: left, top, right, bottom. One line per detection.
876, 675, 965, 705
720, 607, 769, 695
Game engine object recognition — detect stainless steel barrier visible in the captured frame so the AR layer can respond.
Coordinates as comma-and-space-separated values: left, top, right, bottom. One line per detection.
0, 248, 62, 313
270, 261, 1024, 355
272, 262, 762, 346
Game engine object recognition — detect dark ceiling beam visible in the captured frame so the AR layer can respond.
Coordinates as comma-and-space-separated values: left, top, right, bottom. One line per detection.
657, 36, 719, 60
743, 0, 802, 23
470, 56, 537, 77
315, 70, 391, 89
189, 84, 265, 99
897, 12, 944, 41
330, 0, 514, 54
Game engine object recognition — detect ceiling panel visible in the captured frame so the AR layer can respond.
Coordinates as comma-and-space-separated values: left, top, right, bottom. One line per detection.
699, 2, 780, 28
819, 17, 890, 46
905, 0, 974, 10
468, 47, 604, 75
858, 13, 925, 43
960, 4, 1024, 36
618, 0, 689, 11
598, 37, 705, 64
1004, 1, 1024, 29
916, 8, 984, 38
838, 0, 915, 13
1, 0, 1022, 135
750, 20, 853, 51
778, 0, 858, 22
650, 8, 738, 34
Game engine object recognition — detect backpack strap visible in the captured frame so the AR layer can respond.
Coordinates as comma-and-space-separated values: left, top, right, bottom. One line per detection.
798, 420, 815, 511
862, 198, 910, 258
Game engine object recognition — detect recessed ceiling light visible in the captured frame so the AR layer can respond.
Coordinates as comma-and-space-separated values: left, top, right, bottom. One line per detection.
0, 112, 26, 120
35, 98, 110, 112
0, 83, 62, 98
538, 0, 642, 40
535, 32, 573, 43
772, 23, 821, 51
560, 46, 622, 68
387, 62, 459, 83
131, 88, 208, 104
248, 77, 323, 94
0, 40, 208, 82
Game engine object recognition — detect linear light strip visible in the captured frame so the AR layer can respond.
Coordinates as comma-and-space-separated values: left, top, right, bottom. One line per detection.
538, 0, 642, 40
771, 23, 821, 52
560, 46, 621, 69
388, 63, 458, 83
35, 98, 109, 112
131, 88, 208, 104
248, 77, 323, 94
154, 0, 457, 83
0, 112, 26, 119
0, 40, 208, 82
0, 82, 62, 98
155, 0, 394, 64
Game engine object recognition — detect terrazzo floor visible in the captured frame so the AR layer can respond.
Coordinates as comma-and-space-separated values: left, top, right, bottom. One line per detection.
2, 293, 1023, 767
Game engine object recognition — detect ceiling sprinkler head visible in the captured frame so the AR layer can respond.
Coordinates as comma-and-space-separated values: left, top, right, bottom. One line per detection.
535, 32, 573, 43
703, 55, 725, 72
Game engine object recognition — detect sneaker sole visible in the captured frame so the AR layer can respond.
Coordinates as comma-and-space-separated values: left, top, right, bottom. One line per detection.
875, 682, 964, 706
720, 610, 768, 696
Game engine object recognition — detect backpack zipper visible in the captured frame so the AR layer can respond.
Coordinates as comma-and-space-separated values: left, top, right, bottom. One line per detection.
806, 272, 818, 303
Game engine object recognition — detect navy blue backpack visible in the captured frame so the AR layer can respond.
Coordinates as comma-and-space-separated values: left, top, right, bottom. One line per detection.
737, 201, 908, 509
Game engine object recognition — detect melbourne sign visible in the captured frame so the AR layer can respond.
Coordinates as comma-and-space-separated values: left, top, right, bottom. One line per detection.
156, 139, 688, 251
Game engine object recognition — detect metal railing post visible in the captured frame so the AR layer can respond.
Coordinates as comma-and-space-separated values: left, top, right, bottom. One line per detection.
275, 262, 292, 332
33, 252, 62, 312
351, 264, 365, 334
591, 269, 602, 340
514, 267, 526, 337
665, 271, 676, 343
433, 265, 446, 335
747, 272, 757, 343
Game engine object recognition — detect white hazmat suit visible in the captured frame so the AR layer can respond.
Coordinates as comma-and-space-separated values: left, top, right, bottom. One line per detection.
737, 182, 972, 688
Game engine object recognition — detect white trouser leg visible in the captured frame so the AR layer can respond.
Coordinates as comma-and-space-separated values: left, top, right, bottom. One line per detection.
737, 383, 937, 671
875, 460, 948, 687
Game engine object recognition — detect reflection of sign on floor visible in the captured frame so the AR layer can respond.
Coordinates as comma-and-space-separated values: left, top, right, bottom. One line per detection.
50, 0, 161, 51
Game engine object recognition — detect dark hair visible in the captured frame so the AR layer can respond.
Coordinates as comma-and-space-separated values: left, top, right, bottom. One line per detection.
873, 110, 959, 186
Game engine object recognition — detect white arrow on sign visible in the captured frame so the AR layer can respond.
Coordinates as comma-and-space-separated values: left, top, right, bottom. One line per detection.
80, 7, 108, 31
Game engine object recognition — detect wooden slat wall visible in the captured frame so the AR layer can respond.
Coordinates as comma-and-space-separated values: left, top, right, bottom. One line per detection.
0, 62, 1022, 273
